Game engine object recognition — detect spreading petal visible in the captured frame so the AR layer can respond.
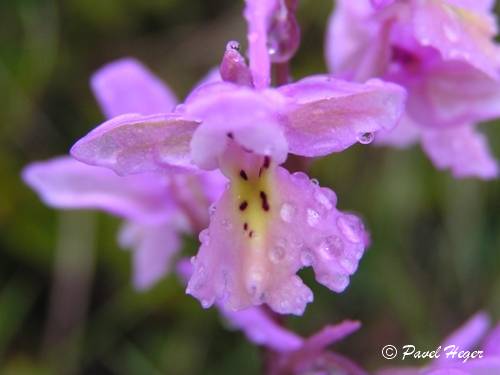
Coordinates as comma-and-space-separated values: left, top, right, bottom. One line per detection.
22, 156, 173, 223
278, 75, 406, 156
187, 160, 369, 315
411, 0, 500, 79
71, 113, 199, 175
483, 324, 500, 356
221, 307, 303, 352
120, 221, 183, 290
91, 58, 178, 118
375, 114, 421, 148
184, 82, 288, 170
421, 125, 498, 179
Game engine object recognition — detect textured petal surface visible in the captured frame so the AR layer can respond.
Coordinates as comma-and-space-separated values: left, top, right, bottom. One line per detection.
421, 125, 498, 179
412, 0, 500, 79
184, 82, 288, 170
187, 161, 369, 315
71, 113, 199, 175
22, 156, 173, 223
92, 58, 178, 118
279, 75, 406, 156
120, 221, 182, 290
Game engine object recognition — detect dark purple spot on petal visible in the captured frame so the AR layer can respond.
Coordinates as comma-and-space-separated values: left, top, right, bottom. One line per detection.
263, 156, 271, 169
243, 222, 248, 231
227, 132, 234, 139
249, 230, 254, 238
240, 170, 248, 180
239, 201, 248, 211
260, 191, 270, 211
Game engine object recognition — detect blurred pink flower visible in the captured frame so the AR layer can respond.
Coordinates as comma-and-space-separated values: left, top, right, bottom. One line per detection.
327, 0, 500, 179
23, 59, 226, 290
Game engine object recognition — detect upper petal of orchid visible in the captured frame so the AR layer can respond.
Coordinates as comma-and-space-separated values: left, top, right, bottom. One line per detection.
187, 154, 369, 314
421, 125, 498, 179
184, 82, 288, 170
22, 156, 173, 223
278, 75, 406, 157
71, 113, 199, 175
411, 0, 500, 79
120, 221, 184, 290
91, 58, 178, 118
244, 0, 276, 88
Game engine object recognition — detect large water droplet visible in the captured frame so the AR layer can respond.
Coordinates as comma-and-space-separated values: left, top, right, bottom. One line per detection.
280, 202, 296, 223
337, 215, 364, 243
307, 209, 320, 227
357, 132, 374, 144
267, 12, 300, 63
226, 40, 241, 51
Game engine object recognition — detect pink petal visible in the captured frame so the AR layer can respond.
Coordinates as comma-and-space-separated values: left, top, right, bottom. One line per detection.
22, 156, 173, 223
187, 163, 369, 315
421, 125, 498, 179
483, 324, 500, 356
279, 75, 406, 157
71, 113, 199, 175
375, 113, 421, 148
184, 82, 288, 170
91, 58, 178, 118
244, 0, 277, 88
439, 312, 490, 358
221, 307, 303, 352
408, 61, 500, 128
302, 320, 361, 353
411, 0, 500, 79
326, 0, 387, 80
447, 0, 496, 12
120, 221, 183, 290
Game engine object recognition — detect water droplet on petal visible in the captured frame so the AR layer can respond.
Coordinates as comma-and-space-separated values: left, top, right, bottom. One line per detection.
280, 202, 296, 223
209, 203, 217, 216
307, 209, 320, 227
199, 229, 210, 244
201, 299, 212, 308
337, 215, 364, 243
226, 40, 240, 51
318, 235, 344, 259
190, 256, 197, 265
269, 245, 286, 263
357, 132, 374, 144
292, 171, 310, 184
311, 178, 319, 186
300, 249, 314, 266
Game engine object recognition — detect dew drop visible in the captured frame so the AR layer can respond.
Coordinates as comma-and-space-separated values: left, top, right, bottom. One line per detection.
337, 215, 363, 243
357, 132, 374, 144
198, 229, 210, 244
190, 256, 197, 265
280, 202, 296, 223
300, 249, 314, 266
201, 299, 212, 308
311, 178, 319, 186
318, 235, 344, 259
269, 245, 286, 264
307, 209, 320, 227
226, 40, 240, 51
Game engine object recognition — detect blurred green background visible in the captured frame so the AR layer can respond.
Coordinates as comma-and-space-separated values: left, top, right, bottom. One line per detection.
1, 0, 500, 374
